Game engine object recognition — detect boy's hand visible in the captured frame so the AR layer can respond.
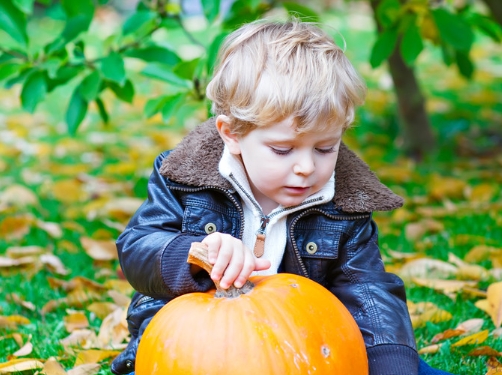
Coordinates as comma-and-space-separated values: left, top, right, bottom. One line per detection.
201, 232, 271, 289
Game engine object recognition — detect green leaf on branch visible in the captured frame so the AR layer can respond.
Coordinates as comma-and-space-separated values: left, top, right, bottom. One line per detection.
201, 0, 221, 23
455, 50, 474, 79
100, 51, 126, 86
5, 66, 35, 88
124, 46, 180, 66
66, 89, 88, 135
0, 0, 28, 46
46, 65, 84, 92
95, 97, 109, 124
79, 70, 102, 102
60, 0, 94, 41
145, 96, 169, 118
467, 13, 502, 43
12, 0, 34, 14
440, 42, 455, 66
161, 93, 186, 121
432, 8, 474, 52
370, 28, 398, 68
400, 22, 423, 66
283, 2, 319, 22
122, 10, 156, 36
107, 79, 134, 103
20, 71, 47, 113
0, 63, 21, 82
376, 0, 401, 28
142, 63, 192, 89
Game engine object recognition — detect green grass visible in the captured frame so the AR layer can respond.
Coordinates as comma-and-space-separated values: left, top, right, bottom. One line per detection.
1, 4, 502, 375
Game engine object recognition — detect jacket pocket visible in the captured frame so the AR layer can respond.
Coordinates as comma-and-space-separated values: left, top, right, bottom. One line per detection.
294, 229, 342, 286
181, 199, 238, 237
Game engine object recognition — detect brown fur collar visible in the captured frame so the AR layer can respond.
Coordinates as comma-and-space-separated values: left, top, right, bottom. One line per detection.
159, 118, 403, 212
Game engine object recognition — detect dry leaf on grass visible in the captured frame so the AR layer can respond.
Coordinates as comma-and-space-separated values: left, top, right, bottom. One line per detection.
64, 312, 90, 332
467, 346, 502, 357
0, 358, 44, 374
43, 357, 68, 375
67, 363, 101, 375
486, 357, 502, 375
399, 258, 458, 281
80, 237, 118, 261
451, 330, 489, 347
475, 281, 502, 328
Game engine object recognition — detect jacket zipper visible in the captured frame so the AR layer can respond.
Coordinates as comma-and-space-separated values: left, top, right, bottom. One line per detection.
134, 295, 154, 307
289, 208, 371, 278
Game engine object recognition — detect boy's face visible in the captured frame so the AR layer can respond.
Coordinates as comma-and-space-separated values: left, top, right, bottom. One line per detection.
217, 116, 342, 214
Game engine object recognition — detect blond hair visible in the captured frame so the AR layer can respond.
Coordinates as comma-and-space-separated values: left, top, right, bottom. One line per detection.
205, 19, 366, 135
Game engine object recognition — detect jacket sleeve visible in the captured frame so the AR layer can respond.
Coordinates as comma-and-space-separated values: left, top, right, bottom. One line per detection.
117, 152, 214, 299
328, 215, 419, 375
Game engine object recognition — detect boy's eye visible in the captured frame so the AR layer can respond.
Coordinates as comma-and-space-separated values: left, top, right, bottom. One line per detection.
316, 147, 336, 154
270, 147, 292, 155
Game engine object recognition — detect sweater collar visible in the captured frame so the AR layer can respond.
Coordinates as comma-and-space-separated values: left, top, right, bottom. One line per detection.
159, 118, 403, 213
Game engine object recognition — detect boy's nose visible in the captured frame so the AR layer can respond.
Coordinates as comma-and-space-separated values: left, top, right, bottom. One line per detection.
293, 155, 315, 176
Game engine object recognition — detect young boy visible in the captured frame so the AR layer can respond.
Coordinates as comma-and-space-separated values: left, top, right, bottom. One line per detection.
111, 20, 453, 375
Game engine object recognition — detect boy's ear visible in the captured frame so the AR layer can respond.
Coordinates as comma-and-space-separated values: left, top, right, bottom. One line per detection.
215, 115, 241, 155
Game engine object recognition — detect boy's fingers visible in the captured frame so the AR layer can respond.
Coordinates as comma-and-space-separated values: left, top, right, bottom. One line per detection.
255, 259, 271, 271
233, 251, 255, 288
210, 238, 234, 282
219, 249, 244, 289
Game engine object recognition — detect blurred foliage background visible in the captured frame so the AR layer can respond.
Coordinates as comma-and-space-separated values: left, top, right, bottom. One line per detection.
1, 0, 502, 374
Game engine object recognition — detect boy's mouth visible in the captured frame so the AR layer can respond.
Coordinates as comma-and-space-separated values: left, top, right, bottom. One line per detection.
284, 186, 310, 194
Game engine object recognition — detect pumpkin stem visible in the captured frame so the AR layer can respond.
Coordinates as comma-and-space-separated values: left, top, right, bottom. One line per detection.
187, 242, 254, 298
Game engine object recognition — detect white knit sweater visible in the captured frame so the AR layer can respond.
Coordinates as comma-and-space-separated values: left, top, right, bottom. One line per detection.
218, 146, 335, 276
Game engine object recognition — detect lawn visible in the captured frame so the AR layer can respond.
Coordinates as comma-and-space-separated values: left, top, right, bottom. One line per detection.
1, 4, 502, 375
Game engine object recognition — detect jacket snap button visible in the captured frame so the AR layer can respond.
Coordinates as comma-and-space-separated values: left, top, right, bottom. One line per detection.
306, 242, 318, 254
204, 223, 217, 234
125, 360, 133, 369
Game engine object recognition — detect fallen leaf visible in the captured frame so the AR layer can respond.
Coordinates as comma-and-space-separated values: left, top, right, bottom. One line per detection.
475, 281, 502, 328
64, 312, 90, 332
0, 358, 44, 374
87, 302, 120, 320
467, 183, 497, 203
12, 341, 33, 357
451, 330, 489, 347
74, 349, 121, 366
36, 220, 63, 238
428, 174, 467, 201
103, 279, 134, 296
493, 328, 502, 338
80, 237, 118, 261
486, 356, 502, 375
0, 315, 30, 329
6, 294, 36, 311
43, 357, 68, 375
465, 245, 499, 263
412, 278, 477, 295
67, 363, 101, 375
41, 254, 70, 275
455, 318, 485, 334
0, 216, 33, 241
0, 184, 39, 207
431, 329, 465, 343
405, 219, 444, 242
467, 346, 501, 357
60, 329, 99, 350
418, 344, 442, 354
399, 259, 458, 282
97, 308, 129, 348
6, 246, 45, 258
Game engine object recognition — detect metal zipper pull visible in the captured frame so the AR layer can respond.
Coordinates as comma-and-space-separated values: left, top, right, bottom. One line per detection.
253, 216, 269, 258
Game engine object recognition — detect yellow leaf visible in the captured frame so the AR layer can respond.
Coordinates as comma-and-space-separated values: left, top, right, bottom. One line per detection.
60, 329, 99, 350
64, 312, 90, 332
487, 282, 502, 328
0, 358, 44, 373
12, 341, 32, 357
465, 245, 499, 263
43, 357, 68, 375
86, 302, 120, 320
6, 246, 45, 258
418, 344, 442, 355
405, 219, 444, 242
80, 237, 118, 261
0, 215, 33, 241
467, 183, 497, 203
67, 363, 101, 375
74, 349, 121, 366
0, 185, 39, 207
412, 278, 477, 294
6, 293, 36, 311
103, 280, 134, 296
428, 174, 467, 201
41, 254, 70, 276
399, 259, 457, 282
451, 330, 489, 347
51, 179, 88, 203
486, 357, 502, 375
431, 329, 465, 343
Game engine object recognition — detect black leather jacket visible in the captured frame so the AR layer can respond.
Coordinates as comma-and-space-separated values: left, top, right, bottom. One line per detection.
112, 119, 418, 375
